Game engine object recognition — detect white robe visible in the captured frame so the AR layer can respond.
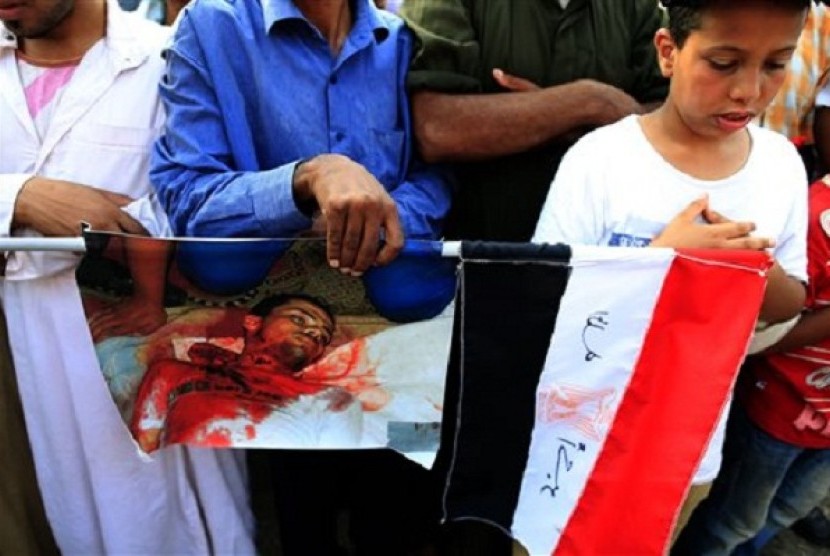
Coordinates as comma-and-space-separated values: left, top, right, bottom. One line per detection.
0, 5, 255, 554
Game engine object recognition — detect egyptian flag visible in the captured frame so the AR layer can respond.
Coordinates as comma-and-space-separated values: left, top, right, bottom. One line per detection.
437, 242, 770, 555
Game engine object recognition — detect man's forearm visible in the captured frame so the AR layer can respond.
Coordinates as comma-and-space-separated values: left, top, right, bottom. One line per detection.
411, 80, 635, 163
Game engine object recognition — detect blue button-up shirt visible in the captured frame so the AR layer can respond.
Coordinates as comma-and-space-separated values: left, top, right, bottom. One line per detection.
151, 0, 451, 239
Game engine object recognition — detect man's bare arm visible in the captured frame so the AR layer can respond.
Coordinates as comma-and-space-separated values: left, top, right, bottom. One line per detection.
13, 177, 147, 236
411, 79, 644, 162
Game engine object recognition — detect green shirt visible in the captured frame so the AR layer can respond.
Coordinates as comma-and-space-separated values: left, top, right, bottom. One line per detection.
401, 0, 669, 241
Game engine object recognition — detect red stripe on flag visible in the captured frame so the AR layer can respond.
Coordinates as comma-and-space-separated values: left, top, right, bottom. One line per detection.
555, 250, 770, 555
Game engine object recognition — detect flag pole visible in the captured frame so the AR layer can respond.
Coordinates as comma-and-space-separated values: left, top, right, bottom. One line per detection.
0, 237, 463, 258
0, 237, 87, 251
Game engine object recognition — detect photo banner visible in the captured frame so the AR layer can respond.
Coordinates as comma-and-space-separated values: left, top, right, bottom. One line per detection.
76, 232, 457, 468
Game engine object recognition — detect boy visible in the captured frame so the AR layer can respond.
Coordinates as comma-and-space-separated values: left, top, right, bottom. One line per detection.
532, 0, 810, 545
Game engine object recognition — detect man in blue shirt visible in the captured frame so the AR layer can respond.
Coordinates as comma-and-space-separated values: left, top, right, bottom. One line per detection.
151, 0, 452, 315
151, 0, 451, 553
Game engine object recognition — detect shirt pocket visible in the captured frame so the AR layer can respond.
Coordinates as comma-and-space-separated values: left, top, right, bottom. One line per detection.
46, 123, 159, 197
70, 122, 158, 150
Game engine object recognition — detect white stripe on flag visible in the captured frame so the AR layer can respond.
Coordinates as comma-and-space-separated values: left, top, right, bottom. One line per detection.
511, 248, 675, 555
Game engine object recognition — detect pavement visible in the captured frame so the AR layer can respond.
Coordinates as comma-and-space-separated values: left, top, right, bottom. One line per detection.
764, 499, 830, 556
765, 529, 830, 556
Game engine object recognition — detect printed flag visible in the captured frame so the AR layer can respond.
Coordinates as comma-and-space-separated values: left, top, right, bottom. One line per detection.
437, 242, 770, 555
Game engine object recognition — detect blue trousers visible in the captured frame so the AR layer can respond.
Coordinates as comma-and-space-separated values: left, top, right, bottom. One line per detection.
672, 406, 830, 555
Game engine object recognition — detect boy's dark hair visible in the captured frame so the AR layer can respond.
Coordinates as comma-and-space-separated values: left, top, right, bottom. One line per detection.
663, 0, 812, 49
249, 293, 336, 324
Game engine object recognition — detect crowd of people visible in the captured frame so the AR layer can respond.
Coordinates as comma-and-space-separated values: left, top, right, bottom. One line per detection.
1, 0, 829, 554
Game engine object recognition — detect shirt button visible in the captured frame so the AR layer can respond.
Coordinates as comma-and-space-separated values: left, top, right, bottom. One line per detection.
329, 74, 338, 85
334, 131, 345, 142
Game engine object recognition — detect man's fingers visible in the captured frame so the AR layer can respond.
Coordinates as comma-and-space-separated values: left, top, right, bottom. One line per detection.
375, 206, 404, 267
98, 190, 136, 207
325, 204, 346, 269
117, 211, 149, 236
492, 68, 540, 92
338, 207, 365, 272
351, 210, 382, 274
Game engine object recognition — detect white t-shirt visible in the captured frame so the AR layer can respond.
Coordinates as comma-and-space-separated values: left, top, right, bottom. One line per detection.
533, 114, 808, 483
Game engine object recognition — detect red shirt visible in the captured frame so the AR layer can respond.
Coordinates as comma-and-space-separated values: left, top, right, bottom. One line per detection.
742, 179, 830, 448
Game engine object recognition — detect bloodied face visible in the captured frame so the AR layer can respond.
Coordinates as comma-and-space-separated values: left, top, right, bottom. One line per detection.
241, 298, 335, 374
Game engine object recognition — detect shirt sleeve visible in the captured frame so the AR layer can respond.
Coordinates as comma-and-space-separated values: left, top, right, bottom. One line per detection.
628, 0, 669, 104
123, 194, 173, 238
388, 158, 452, 239
531, 136, 605, 246
400, 0, 482, 93
774, 149, 809, 283
0, 174, 31, 237
150, 13, 311, 238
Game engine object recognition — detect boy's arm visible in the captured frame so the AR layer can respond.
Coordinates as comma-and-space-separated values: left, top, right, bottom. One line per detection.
763, 305, 830, 353
758, 264, 806, 324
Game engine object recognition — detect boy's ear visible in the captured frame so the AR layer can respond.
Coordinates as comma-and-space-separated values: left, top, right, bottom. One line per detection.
654, 28, 677, 78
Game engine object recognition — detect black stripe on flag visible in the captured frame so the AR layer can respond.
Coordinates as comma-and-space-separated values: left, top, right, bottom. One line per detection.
438, 242, 572, 531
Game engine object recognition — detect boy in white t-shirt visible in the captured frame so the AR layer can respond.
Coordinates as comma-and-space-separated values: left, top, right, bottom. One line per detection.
533, 0, 810, 544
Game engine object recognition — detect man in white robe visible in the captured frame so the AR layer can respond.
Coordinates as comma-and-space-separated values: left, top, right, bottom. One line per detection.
0, 0, 255, 552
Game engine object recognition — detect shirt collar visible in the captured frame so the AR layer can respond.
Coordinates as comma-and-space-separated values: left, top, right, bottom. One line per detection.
0, 0, 155, 68
0, 22, 18, 50
105, 0, 160, 69
262, 0, 390, 44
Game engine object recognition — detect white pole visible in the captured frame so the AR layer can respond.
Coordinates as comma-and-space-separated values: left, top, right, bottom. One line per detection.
0, 237, 87, 252
0, 237, 464, 257
441, 241, 461, 258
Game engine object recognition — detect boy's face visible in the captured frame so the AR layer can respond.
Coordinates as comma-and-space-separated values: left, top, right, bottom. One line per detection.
656, 3, 806, 139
